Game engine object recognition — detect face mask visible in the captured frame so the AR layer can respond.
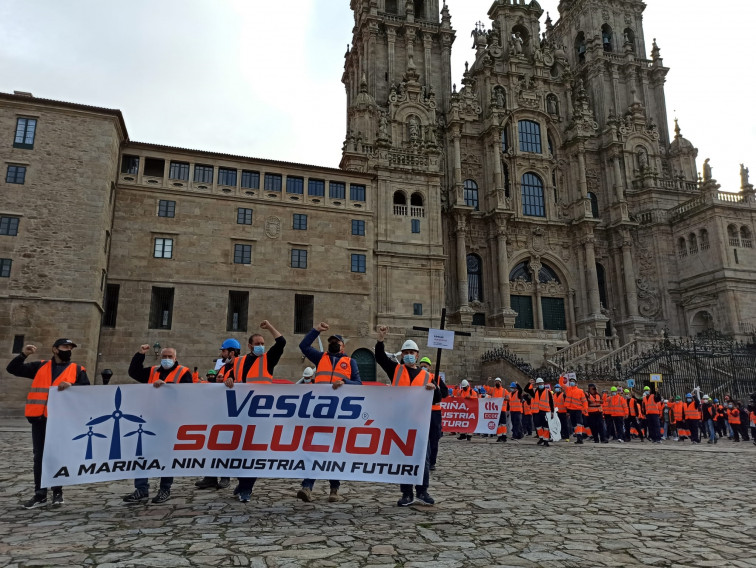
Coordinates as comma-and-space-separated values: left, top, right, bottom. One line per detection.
253, 345, 265, 357
569, 381, 576, 387
686, 399, 692, 403
161, 359, 174, 370
403, 354, 416, 365
56, 350, 72, 362
538, 384, 544, 390
328, 342, 341, 354
555, 389, 561, 393
729, 404, 733, 409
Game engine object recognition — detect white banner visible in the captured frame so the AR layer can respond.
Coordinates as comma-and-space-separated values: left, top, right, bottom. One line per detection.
42, 384, 432, 487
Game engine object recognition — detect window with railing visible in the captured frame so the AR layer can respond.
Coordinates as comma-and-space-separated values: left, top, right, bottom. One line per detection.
393, 190, 407, 215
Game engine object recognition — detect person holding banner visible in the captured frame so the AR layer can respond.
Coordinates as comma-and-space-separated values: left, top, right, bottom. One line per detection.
223, 321, 287, 503
124, 344, 193, 504
7, 339, 89, 509
419, 356, 448, 470
297, 322, 361, 503
375, 326, 436, 507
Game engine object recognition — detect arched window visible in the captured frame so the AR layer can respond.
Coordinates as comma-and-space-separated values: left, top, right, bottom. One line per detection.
410, 192, 424, 207
539, 264, 561, 284
742, 226, 753, 248
699, 228, 710, 250
588, 192, 599, 218
414, 0, 425, 18
509, 261, 532, 282
385, 0, 397, 14
393, 190, 407, 215
623, 28, 635, 50
691, 310, 714, 336
688, 233, 698, 254
521, 173, 545, 217
467, 254, 483, 302
728, 224, 740, 247
518, 120, 542, 153
596, 263, 607, 309
601, 24, 613, 52
463, 179, 479, 210
575, 32, 586, 62
678, 237, 688, 258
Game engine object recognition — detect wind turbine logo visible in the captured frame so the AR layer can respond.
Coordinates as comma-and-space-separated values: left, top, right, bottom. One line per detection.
72, 426, 107, 460
124, 424, 156, 457
86, 387, 145, 460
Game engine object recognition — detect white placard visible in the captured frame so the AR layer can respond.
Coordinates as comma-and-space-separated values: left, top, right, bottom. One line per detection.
427, 329, 455, 350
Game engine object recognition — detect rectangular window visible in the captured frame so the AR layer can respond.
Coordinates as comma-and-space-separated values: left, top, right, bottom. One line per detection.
351, 253, 366, 273
149, 287, 174, 329
14, 118, 37, 149
329, 181, 346, 199
227, 291, 249, 332
0, 216, 20, 236
291, 248, 308, 269
241, 170, 260, 189
413, 303, 423, 316
143, 157, 165, 177
264, 173, 282, 191
518, 120, 543, 153
293, 214, 307, 230
154, 238, 173, 259
511, 295, 534, 329
237, 208, 253, 225
102, 284, 120, 328
286, 176, 304, 194
0, 258, 11, 278
411, 219, 420, 233
6, 165, 26, 184
194, 164, 214, 183
12, 334, 24, 354
121, 155, 139, 174
308, 179, 325, 196
218, 167, 237, 186
542, 297, 567, 331
234, 244, 252, 264
350, 184, 366, 201
352, 220, 365, 236
294, 294, 314, 334
158, 200, 175, 218
169, 161, 190, 181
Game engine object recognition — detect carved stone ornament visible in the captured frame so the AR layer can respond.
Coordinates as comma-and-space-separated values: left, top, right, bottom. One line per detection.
265, 216, 281, 239
681, 294, 717, 307
637, 277, 661, 318
532, 227, 546, 253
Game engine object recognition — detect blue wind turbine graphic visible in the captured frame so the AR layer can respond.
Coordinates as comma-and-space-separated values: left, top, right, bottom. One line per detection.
124, 424, 156, 457
72, 426, 107, 460
87, 387, 145, 459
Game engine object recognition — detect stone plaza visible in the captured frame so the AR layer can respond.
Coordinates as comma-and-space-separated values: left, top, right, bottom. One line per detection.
1, 418, 754, 568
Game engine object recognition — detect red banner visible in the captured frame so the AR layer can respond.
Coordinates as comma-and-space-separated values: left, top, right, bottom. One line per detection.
441, 397, 502, 434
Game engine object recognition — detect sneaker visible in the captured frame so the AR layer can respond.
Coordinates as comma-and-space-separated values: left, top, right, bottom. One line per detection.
457, 434, 466, 440
23, 494, 48, 509
194, 477, 218, 489
51, 491, 64, 506
397, 493, 414, 507
297, 487, 313, 502
707, 440, 713, 444
122, 490, 148, 504
217, 477, 230, 489
414, 492, 435, 506
616, 439, 624, 443
239, 491, 251, 503
575, 438, 583, 445
542, 441, 550, 447
466, 435, 472, 441
537, 439, 544, 446
328, 488, 339, 502
502, 436, 507, 443
564, 438, 570, 442
151, 489, 171, 504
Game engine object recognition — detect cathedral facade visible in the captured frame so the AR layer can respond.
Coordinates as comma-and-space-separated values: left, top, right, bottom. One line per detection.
1, 0, 754, 410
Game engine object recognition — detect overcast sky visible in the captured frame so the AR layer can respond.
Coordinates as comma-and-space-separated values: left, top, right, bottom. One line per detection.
1, 0, 754, 189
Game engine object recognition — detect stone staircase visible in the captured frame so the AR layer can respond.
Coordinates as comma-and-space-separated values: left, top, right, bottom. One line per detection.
548, 336, 659, 376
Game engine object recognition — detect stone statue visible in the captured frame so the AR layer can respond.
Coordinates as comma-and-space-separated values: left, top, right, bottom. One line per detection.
408, 116, 420, 142
637, 147, 648, 170
378, 112, 389, 139
741, 163, 750, 187
703, 158, 712, 181
547, 94, 559, 115
494, 87, 506, 109
534, 48, 544, 65
510, 32, 523, 55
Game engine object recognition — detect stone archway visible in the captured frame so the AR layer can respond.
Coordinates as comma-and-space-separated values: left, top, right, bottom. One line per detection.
351, 348, 376, 382
690, 310, 714, 336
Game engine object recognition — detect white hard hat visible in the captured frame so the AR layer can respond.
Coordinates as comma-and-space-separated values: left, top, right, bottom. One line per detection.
535, 377, 544, 384
302, 367, 314, 378
460, 379, 470, 388
401, 340, 419, 351
494, 377, 502, 382
702, 395, 710, 400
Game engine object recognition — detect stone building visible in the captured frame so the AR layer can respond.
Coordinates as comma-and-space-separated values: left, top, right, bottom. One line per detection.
1, 0, 755, 413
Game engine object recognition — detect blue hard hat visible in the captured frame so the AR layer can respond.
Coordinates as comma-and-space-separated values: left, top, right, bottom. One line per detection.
685, 393, 692, 398
714, 398, 719, 403
221, 338, 241, 350
509, 382, 517, 388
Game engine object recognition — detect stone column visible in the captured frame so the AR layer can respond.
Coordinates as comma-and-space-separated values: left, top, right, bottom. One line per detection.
566, 289, 578, 340
583, 236, 602, 316
621, 236, 640, 317
452, 127, 463, 187
423, 34, 432, 88
492, 132, 503, 189
386, 27, 396, 84
455, 213, 469, 311
496, 226, 511, 311
612, 153, 625, 203
577, 149, 588, 199
530, 258, 544, 330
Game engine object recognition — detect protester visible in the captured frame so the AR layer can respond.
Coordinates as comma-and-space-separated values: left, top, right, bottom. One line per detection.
419, 357, 448, 470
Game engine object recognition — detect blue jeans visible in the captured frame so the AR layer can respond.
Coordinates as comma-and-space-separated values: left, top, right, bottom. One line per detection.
135, 477, 172, 495
705, 419, 716, 442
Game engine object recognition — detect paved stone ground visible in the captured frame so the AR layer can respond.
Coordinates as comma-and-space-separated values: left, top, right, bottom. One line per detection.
1, 418, 755, 568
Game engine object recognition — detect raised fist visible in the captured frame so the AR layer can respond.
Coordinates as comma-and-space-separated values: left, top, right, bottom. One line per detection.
316, 322, 329, 332
260, 320, 270, 330
377, 325, 388, 341
22, 345, 37, 356
139, 344, 151, 354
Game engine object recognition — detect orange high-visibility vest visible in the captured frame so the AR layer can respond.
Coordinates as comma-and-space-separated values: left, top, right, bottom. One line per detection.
552, 391, 567, 413
532, 388, 552, 412
148, 364, 190, 384
509, 390, 523, 412
523, 398, 532, 415
314, 354, 351, 384
565, 386, 587, 412
233, 353, 273, 383
683, 401, 701, 420
459, 387, 478, 399
643, 395, 661, 415
392, 366, 431, 387
25, 361, 82, 418
727, 408, 740, 425
587, 393, 603, 413
492, 385, 504, 398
